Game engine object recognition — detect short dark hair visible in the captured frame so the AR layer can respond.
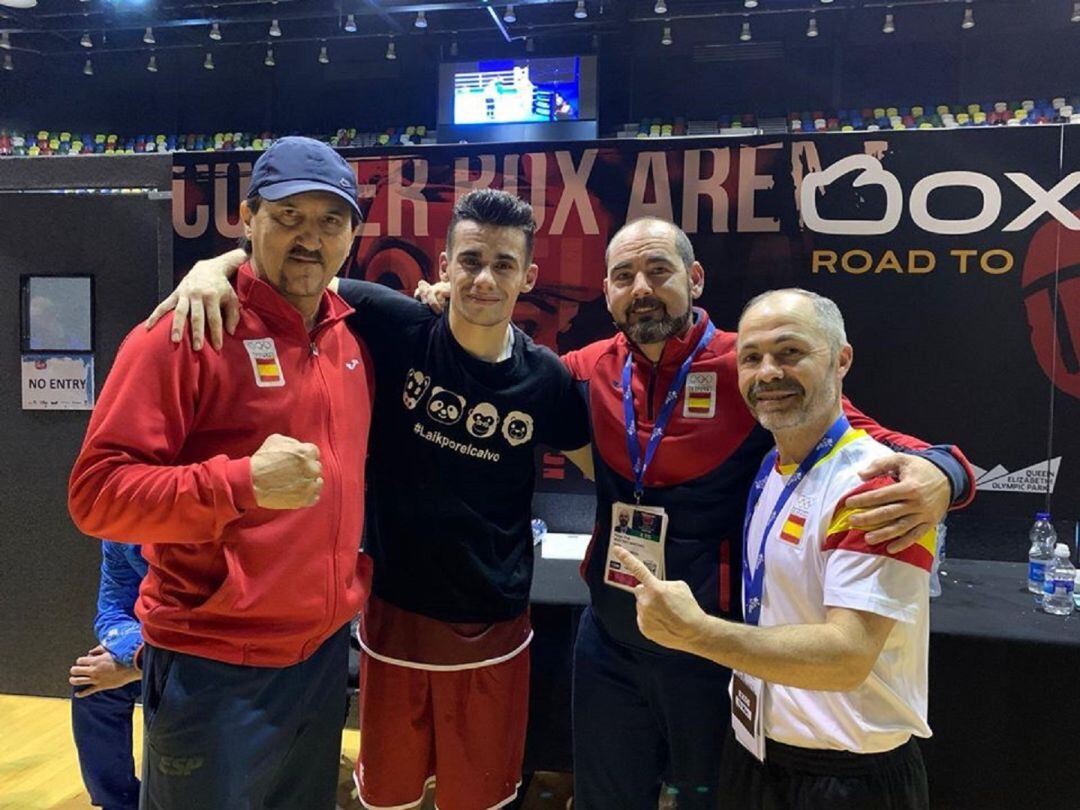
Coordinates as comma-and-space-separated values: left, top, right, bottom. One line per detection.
238, 194, 360, 255
446, 188, 536, 264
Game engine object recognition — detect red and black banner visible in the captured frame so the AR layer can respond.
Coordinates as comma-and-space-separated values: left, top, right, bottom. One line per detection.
173, 127, 1080, 519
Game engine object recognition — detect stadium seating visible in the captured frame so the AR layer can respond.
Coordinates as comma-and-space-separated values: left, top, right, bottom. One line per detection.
611, 95, 1080, 139
0, 125, 436, 157
3, 96, 1080, 157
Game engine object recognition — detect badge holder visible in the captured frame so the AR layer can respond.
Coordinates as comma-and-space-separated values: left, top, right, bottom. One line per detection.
731, 671, 766, 762
604, 502, 668, 592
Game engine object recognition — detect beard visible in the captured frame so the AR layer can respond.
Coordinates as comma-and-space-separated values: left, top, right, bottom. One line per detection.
616, 296, 692, 346
748, 372, 838, 432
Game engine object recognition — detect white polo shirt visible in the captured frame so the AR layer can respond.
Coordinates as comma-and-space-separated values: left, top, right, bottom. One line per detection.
745, 428, 933, 754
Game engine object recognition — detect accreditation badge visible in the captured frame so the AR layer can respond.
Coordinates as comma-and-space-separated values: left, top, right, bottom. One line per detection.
731, 671, 766, 762
604, 501, 668, 592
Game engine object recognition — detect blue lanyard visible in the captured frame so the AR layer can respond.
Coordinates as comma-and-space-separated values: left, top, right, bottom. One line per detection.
741, 415, 851, 626
622, 319, 715, 502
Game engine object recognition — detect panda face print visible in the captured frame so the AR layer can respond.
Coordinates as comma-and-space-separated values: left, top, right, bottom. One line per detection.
402, 369, 431, 410
466, 402, 500, 439
426, 387, 466, 425
501, 410, 534, 447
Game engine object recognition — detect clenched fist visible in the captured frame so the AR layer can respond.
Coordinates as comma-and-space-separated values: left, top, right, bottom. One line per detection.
250, 434, 323, 509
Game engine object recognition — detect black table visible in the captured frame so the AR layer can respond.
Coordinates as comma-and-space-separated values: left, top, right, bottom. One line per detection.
527, 554, 1080, 810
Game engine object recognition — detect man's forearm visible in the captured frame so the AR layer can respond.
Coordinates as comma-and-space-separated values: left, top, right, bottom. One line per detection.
99, 621, 143, 668
683, 613, 883, 691
918, 445, 975, 508
222, 248, 246, 273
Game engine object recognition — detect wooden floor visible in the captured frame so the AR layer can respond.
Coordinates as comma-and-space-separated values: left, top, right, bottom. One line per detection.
0, 694, 363, 810
0, 695, 575, 810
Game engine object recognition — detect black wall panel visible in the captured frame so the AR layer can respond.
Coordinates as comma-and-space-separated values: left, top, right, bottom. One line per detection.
0, 157, 171, 696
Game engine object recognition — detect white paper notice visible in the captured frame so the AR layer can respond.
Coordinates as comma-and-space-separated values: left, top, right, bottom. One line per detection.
542, 533, 591, 561
22, 354, 95, 410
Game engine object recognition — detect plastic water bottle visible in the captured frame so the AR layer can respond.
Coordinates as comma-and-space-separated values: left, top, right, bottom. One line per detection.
531, 518, 547, 546
1027, 512, 1057, 595
929, 523, 946, 598
1042, 543, 1075, 615
1073, 569, 1080, 611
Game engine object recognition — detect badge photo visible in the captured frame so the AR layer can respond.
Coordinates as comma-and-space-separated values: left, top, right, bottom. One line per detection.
683, 371, 717, 418
244, 338, 285, 388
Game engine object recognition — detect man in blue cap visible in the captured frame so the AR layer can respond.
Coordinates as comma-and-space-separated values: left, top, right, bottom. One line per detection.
69, 136, 374, 809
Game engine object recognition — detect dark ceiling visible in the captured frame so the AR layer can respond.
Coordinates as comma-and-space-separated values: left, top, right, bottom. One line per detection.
0, 0, 1073, 60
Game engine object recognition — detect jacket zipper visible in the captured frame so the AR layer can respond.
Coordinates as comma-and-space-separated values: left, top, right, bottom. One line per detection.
646, 361, 659, 421
309, 334, 343, 647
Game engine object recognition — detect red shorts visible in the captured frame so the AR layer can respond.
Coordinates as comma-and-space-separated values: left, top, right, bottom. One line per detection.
356, 647, 530, 810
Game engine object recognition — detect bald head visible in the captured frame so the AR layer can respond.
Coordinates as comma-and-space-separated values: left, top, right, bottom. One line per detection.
738, 289, 847, 356
605, 217, 695, 273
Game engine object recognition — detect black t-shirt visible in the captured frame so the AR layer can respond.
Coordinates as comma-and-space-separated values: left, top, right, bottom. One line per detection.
338, 279, 590, 623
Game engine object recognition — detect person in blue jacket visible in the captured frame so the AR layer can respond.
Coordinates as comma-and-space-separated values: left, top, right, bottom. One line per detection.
69, 541, 147, 810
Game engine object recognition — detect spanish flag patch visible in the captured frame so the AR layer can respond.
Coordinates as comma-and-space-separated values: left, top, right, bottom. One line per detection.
243, 338, 286, 388
683, 371, 717, 419
779, 513, 806, 545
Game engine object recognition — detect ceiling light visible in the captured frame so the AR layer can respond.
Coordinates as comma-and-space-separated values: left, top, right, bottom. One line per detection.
1072, 2, 1080, 23
3, 53, 12, 71
344, 14, 357, 33
147, 54, 158, 72
143, 27, 155, 45
744, 0, 758, 7
385, 38, 396, 60
0, 0, 36, 7
654, 0, 666, 13
660, 25, 672, 45
574, 0, 587, 20
0, 33, 9, 49
209, 22, 222, 41
882, 11, 895, 33
504, 4, 516, 23
80, 32, 93, 48
415, 11, 427, 28
269, 19, 282, 37
806, 15, 818, 37
318, 44, 329, 63
83, 57, 94, 76
962, 5, 975, 29
820, 0, 834, 4
264, 46, 275, 67
204, 51, 214, 70
740, 21, 751, 41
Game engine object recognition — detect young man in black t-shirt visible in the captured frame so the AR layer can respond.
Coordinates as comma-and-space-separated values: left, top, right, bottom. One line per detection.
151, 190, 590, 810
339, 192, 588, 810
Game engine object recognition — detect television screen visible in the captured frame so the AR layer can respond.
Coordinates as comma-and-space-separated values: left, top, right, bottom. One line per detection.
453, 57, 581, 125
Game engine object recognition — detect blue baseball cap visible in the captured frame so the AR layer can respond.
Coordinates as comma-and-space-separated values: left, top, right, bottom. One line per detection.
248, 136, 361, 222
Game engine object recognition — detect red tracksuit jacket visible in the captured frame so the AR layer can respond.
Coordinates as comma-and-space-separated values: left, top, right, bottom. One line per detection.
69, 264, 373, 667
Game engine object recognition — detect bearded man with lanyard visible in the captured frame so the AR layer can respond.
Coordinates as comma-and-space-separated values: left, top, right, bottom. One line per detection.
559, 218, 972, 810
615, 287, 944, 810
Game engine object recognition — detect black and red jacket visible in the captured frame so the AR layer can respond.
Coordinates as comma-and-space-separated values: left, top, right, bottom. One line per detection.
562, 309, 975, 655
